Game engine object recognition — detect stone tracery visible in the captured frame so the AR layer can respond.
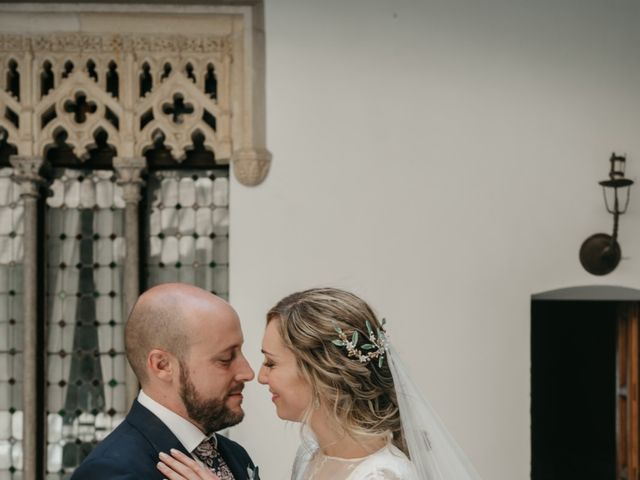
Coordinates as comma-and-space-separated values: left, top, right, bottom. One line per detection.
0, 32, 234, 167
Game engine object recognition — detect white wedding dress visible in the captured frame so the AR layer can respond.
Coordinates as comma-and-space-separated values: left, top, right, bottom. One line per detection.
292, 441, 416, 480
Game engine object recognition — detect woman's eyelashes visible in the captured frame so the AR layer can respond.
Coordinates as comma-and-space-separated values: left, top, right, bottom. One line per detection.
262, 359, 275, 369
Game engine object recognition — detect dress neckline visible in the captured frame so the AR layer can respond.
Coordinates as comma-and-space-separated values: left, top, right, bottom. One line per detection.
318, 443, 390, 462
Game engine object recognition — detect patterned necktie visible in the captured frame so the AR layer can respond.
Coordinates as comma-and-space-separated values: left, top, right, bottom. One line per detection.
193, 437, 236, 480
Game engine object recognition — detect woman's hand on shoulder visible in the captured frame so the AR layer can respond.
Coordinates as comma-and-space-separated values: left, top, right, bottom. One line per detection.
157, 449, 220, 480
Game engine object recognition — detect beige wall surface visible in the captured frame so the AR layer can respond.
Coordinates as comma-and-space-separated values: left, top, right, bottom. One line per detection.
230, 1, 640, 479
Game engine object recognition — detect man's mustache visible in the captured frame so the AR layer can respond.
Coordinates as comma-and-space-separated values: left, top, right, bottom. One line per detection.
227, 385, 245, 396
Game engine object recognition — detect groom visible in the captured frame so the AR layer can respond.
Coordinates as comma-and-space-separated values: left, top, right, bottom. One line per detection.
71, 283, 258, 479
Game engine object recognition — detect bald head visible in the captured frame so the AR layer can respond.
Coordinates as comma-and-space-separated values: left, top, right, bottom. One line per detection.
125, 283, 235, 386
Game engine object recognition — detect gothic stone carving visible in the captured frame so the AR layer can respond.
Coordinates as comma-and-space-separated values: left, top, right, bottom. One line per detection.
0, 32, 269, 185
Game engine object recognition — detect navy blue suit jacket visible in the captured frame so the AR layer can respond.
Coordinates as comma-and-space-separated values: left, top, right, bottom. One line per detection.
71, 400, 258, 480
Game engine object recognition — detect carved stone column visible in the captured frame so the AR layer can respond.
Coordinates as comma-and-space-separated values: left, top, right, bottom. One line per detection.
113, 156, 146, 405
9, 155, 45, 480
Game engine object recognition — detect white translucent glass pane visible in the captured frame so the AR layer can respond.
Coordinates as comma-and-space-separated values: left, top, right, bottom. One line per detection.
95, 239, 113, 265
47, 356, 71, 385
113, 237, 126, 263
149, 210, 161, 235
149, 236, 161, 258
195, 177, 213, 205
161, 178, 179, 206
47, 413, 63, 443
47, 241, 61, 269
62, 297, 77, 321
95, 179, 114, 209
179, 237, 195, 264
64, 181, 80, 208
0, 325, 8, 351
147, 266, 175, 286
47, 442, 62, 472
47, 385, 64, 412
0, 267, 11, 292
194, 237, 212, 265
95, 413, 111, 441
0, 412, 9, 440
47, 180, 65, 208
61, 270, 79, 294
178, 209, 195, 234
113, 185, 125, 208
95, 297, 111, 322
11, 411, 21, 440
11, 237, 22, 263
212, 177, 229, 207
0, 178, 12, 204
178, 178, 196, 206
94, 210, 114, 236
12, 206, 23, 235
47, 325, 63, 352
79, 180, 96, 208
11, 443, 21, 470
161, 208, 178, 234
160, 237, 179, 264
0, 442, 10, 468
111, 297, 123, 323
0, 237, 11, 264
212, 237, 228, 264
0, 208, 13, 234
97, 326, 114, 352
0, 357, 10, 381
94, 269, 112, 294
212, 207, 229, 233
194, 209, 213, 235
213, 266, 228, 293
178, 266, 195, 284
110, 385, 127, 413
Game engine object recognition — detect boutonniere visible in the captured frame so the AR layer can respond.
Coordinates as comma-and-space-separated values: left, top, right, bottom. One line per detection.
247, 465, 259, 480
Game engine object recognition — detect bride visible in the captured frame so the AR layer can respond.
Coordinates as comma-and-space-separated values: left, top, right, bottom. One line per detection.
158, 288, 482, 480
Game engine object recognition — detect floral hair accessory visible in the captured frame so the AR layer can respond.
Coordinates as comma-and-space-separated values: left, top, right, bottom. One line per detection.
331, 318, 388, 368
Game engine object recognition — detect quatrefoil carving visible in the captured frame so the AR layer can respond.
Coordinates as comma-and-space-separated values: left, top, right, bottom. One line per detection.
162, 93, 194, 125
63, 92, 97, 124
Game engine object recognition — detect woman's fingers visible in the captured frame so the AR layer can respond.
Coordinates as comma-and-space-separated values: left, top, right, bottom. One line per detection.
157, 450, 220, 480
158, 452, 201, 480
157, 457, 188, 480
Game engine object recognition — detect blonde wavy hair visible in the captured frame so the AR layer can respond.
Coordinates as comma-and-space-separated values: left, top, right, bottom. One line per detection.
267, 287, 407, 455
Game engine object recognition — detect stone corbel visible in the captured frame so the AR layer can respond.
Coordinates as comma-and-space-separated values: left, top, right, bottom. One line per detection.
113, 156, 146, 203
9, 155, 46, 197
232, 147, 272, 186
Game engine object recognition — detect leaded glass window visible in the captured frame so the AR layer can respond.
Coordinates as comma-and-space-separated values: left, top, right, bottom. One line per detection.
45, 169, 128, 479
144, 169, 229, 298
0, 168, 24, 480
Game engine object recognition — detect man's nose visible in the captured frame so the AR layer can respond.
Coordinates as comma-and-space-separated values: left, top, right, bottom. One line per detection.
236, 353, 255, 382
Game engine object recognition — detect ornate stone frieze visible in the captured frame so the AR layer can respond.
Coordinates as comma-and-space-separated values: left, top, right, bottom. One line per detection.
0, 33, 232, 55
0, 23, 270, 186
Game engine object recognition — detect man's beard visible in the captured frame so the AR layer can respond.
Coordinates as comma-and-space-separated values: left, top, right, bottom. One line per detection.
179, 360, 244, 435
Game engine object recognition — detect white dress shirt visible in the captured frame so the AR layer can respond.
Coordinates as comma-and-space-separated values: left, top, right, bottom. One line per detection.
137, 389, 216, 467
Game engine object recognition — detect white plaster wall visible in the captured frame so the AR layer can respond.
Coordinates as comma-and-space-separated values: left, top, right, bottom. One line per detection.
230, 1, 640, 479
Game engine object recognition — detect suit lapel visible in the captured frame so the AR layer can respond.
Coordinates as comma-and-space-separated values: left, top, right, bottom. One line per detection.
126, 400, 192, 458
216, 434, 249, 480
127, 401, 254, 479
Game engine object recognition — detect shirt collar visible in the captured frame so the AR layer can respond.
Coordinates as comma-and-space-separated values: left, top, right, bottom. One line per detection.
137, 389, 217, 451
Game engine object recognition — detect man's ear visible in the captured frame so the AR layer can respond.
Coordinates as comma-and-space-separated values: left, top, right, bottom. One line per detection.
147, 349, 176, 383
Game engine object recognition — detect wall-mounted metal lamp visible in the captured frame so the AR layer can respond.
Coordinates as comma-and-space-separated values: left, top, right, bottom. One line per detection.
579, 153, 634, 275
